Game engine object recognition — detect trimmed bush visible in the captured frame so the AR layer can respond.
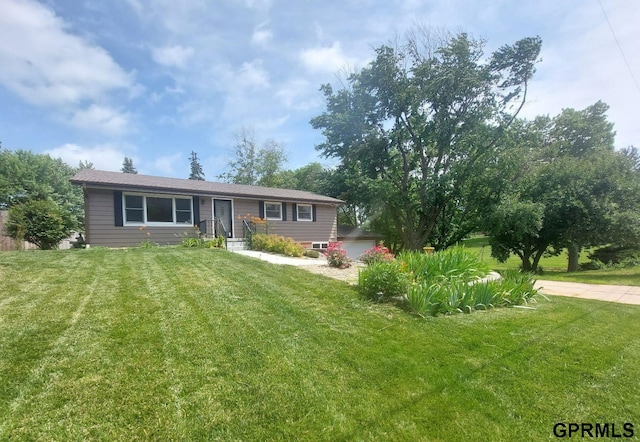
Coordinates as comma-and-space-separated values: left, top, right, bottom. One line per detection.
251, 234, 305, 257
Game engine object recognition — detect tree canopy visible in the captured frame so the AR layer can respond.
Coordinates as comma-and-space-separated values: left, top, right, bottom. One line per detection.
311, 30, 542, 250
0, 149, 83, 229
486, 102, 640, 272
219, 126, 288, 187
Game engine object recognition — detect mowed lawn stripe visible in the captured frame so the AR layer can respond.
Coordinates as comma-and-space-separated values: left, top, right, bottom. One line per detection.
0, 247, 639, 440
0, 249, 125, 438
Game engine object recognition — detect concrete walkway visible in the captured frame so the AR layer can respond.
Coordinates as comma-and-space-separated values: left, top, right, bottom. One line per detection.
233, 250, 328, 266
535, 280, 640, 305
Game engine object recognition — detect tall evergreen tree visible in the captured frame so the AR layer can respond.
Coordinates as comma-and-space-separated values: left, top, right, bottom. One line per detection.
121, 157, 137, 174
189, 151, 205, 180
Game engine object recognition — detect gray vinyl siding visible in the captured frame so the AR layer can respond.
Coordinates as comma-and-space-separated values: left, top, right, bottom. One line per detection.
84, 188, 338, 247
84, 188, 200, 247
231, 199, 337, 243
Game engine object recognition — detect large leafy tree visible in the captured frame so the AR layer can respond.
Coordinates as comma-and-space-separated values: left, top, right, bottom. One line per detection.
487, 102, 640, 272
311, 30, 541, 250
0, 148, 83, 229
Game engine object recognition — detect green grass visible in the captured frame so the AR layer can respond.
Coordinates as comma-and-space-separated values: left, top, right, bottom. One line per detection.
1, 247, 639, 440
463, 236, 640, 286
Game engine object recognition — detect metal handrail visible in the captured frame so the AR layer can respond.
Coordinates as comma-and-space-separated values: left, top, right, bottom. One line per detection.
242, 219, 253, 249
215, 218, 228, 238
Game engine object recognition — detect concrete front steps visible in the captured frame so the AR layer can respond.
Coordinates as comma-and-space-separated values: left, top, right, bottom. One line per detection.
225, 238, 248, 251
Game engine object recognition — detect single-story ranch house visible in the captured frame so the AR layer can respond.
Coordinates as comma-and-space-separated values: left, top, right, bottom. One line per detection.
71, 169, 344, 249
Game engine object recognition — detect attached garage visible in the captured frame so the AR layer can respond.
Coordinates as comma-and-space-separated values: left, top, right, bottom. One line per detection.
337, 226, 382, 260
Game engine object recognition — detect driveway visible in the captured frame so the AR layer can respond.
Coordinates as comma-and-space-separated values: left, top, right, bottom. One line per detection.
535, 280, 640, 305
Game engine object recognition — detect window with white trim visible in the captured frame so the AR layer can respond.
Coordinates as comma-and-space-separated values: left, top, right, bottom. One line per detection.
296, 204, 313, 221
264, 201, 282, 220
312, 242, 328, 250
123, 194, 193, 225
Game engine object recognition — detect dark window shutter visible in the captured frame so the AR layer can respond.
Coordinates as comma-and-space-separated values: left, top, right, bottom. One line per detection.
259, 201, 265, 218
282, 202, 287, 221
312, 204, 317, 222
292, 203, 297, 221
114, 191, 123, 227
192, 196, 200, 226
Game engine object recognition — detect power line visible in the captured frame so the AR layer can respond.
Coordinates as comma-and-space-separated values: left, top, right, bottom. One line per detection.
598, 0, 640, 95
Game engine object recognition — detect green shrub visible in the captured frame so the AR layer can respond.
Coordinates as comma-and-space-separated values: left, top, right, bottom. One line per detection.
5, 199, 75, 250
182, 237, 205, 248
204, 236, 226, 249
251, 234, 305, 257
588, 246, 640, 264
325, 241, 352, 268
497, 270, 540, 305
579, 260, 607, 271
304, 249, 320, 258
358, 261, 409, 302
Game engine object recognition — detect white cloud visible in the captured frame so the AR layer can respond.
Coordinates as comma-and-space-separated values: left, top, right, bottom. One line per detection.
151, 45, 195, 68
69, 105, 132, 136
153, 153, 183, 175
276, 79, 321, 110
519, 0, 640, 148
251, 26, 273, 48
300, 41, 357, 74
45, 143, 129, 171
0, 0, 135, 108
245, 0, 272, 10
237, 60, 270, 90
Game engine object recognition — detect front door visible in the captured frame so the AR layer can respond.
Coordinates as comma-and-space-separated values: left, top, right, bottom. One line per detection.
213, 199, 233, 238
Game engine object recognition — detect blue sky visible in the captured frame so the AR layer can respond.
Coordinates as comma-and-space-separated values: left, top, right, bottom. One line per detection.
1, 0, 638, 179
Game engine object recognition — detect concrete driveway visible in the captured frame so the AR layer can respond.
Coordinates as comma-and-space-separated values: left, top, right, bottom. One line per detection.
535, 280, 640, 305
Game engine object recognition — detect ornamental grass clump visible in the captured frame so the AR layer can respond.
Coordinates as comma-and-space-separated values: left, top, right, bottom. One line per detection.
398, 245, 490, 282
325, 242, 352, 268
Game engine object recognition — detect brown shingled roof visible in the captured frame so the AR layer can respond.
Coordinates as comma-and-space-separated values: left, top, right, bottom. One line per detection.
71, 169, 344, 204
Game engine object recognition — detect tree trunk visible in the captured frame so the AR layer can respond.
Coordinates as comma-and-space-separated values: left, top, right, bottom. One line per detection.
567, 243, 581, 272
520, 251, 533, 272
531, 249, 545, 273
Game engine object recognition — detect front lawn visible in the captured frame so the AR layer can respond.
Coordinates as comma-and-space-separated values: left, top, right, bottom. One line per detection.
1, 247, 639, 440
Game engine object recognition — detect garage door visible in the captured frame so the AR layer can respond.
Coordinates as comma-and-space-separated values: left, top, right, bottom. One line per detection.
341, 240, 376, 260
